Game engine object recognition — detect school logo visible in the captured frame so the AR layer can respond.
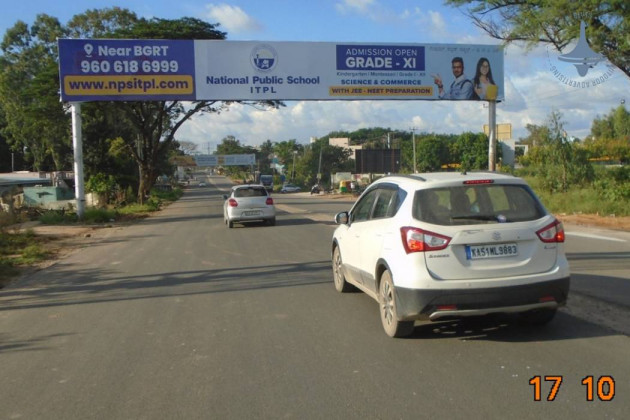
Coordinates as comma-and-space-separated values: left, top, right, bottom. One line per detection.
251, 44, 278, 72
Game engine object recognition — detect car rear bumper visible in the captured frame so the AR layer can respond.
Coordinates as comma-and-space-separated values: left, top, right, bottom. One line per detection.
227, 209, 275, 223
395, 277, 570, 321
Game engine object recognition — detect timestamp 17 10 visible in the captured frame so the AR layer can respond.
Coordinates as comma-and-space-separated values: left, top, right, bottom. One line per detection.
529, 375, 615, 401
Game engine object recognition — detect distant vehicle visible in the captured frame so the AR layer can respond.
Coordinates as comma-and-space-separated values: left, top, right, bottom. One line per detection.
332, 172, 570, 338
310, 184, 321, 195
280, 183, 301, 193
223, 184, 276, 228
198, 182, 206, 187
259, 174, 274, 192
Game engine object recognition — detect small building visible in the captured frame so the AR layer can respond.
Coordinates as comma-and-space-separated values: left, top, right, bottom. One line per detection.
329, 137, 362, 160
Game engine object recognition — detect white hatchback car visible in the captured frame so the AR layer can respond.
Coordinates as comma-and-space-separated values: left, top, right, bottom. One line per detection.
332, 172, 570, 337
223, 184, 276, 228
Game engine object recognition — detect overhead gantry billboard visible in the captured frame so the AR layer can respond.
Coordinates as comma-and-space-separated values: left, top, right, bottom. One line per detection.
58, 39, 503, 102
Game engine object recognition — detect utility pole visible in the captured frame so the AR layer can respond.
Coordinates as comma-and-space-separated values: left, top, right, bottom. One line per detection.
488, 101, 497, 171
71, 103, 85, 220
410, 127, 417, 173
317, 146, 323, 183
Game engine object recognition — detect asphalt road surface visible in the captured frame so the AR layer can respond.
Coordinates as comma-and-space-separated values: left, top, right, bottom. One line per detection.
1, 174, 629, 419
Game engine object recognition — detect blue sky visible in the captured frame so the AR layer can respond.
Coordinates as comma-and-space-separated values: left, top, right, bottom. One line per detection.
2, 0, 629, 150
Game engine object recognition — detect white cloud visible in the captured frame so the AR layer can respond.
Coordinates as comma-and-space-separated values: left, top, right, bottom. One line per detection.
204, 4, 263, 34
335, 0, 376, 15
177, 3, 630, 150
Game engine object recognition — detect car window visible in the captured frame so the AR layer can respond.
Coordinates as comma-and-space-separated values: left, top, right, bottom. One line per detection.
234, 187, 267, 198
387, 188, 407, 217
372, 189, 394, 219
351, 189, 378, 223
413, 185, 545, 225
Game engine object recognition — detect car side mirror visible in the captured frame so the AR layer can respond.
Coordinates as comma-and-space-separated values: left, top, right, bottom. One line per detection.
335, 211, 349, 225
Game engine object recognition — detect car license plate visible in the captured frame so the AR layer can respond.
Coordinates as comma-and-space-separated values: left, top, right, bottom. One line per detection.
242, 211, 262, 216
466, 243, 518, 260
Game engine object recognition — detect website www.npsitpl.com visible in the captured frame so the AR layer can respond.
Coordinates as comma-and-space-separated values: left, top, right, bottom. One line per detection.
64, 75, 194, 96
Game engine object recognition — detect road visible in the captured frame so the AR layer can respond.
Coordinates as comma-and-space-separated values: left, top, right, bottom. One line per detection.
1, 174, 628, 419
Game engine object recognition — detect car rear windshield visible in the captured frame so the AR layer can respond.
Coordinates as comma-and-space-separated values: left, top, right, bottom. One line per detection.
234, 187, 267, 198
413, 184, 546, 225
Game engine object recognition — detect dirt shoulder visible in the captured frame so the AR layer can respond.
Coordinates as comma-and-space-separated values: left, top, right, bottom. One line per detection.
556, 213, 630, 231
1, 218, 144, 289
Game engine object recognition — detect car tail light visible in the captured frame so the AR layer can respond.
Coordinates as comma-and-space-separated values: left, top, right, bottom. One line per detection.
536, 219, 565, 243
228, 198, 238, 207
266, 197, 274, 205
400, 227, 451, 253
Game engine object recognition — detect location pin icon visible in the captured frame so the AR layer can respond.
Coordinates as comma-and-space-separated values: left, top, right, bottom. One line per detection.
84, 44, 93, 57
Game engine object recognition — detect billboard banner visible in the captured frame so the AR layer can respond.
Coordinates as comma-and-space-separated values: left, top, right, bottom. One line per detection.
58, 39, 196, 101
194, 154, 255, 166
59, 39, 503, 102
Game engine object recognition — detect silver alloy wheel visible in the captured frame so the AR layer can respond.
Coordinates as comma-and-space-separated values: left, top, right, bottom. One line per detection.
333, 247, 344, 290
379, 270, 414, 337
332, 247, 353, 293
380, 276, 395, 327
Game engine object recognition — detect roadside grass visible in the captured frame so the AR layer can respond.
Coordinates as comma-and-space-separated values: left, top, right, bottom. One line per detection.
0, 227, 50, 286
0, 187, 183, 288
524, 177, 629, 217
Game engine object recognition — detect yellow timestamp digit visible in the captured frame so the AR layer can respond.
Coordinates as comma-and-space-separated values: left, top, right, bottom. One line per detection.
529, 376, 563, 401
582, 376, 615, 401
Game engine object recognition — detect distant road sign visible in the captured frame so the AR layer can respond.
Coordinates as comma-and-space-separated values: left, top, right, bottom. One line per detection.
194, 154, 255, 167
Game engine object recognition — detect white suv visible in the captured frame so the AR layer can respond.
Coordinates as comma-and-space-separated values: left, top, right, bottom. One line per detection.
332, 172, 570, 337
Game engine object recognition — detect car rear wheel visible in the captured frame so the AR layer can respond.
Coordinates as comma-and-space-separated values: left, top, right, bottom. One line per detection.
227, 220, 234, 228
332, 247, 355, 293
267, 217, 276, 226
379, 270, 414, 338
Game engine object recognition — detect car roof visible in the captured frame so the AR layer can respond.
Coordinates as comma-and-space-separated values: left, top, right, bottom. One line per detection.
373, 172, 525, 188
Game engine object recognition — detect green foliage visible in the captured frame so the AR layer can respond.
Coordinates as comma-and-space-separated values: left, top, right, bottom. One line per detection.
0, 15, 71, 171
416, 135, 450, 171
451, 132, 490, 171
0, 228, 48, 277
38, 210, 77, 224
83, 208, 118, 223
445, 0, 630, 78
592, 166, 630, 202
584, 105, 630, 164
519, 110, 593, 192
150, 187, 183, 202
86, 173, 117, 194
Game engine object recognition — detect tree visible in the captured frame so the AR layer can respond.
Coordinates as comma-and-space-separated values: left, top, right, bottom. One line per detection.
446, 0, 630, 78
298, 139, 352, 186
451, 132, 490, 171
98, 15, 281, 202
520, 110, 593, 191
585, 105, 630, 163
0, 15, 72, 171
273, 139, 303, 168
415, 134, 451, 171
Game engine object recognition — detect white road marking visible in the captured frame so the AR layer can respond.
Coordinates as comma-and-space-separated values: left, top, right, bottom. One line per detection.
565, 232, 627, 242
